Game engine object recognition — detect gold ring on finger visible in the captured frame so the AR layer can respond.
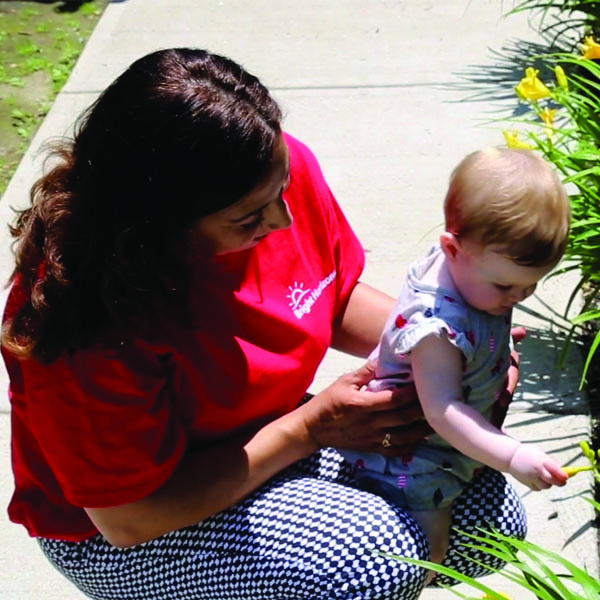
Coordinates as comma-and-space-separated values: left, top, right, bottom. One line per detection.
382, 432, 393, 448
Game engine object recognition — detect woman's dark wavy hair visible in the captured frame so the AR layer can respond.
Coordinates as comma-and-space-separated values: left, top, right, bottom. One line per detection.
3, 48, 282, 363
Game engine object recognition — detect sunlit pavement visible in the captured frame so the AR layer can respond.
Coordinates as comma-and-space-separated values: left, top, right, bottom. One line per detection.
0, 1, 596, 598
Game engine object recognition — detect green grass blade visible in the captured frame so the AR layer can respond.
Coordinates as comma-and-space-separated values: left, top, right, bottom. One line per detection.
580, 328, 600, 387
378, 553, 513, 600
456, 545, 575, 600
572, 309, 600, 324
489, 531, 600, 593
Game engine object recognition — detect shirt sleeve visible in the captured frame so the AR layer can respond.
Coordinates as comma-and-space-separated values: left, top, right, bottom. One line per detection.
283, 133, 365, 317
326, 185, 366, 316
20, 341, 186, 508
386, 292, 477, 363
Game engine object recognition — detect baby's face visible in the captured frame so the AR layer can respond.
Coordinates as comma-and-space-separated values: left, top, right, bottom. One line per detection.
450, 241, 554, 316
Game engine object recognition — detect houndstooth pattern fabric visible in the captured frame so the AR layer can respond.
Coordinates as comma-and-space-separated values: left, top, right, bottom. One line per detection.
435, 466, 527, 587
39, 449, 526, 600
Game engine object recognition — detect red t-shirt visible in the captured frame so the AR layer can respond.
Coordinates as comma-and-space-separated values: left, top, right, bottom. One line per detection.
3, 134, 365, 541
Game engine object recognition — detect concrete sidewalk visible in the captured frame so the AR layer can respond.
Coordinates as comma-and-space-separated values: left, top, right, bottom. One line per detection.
0, 1, 596, 598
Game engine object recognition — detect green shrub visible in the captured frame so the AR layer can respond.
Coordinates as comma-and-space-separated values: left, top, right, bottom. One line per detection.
504, 49, 600, 386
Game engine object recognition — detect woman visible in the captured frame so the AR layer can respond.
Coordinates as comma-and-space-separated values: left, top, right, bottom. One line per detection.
2, 48, 526, 600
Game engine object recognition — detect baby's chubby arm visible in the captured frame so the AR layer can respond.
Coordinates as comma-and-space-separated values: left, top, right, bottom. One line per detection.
507, 444, 568, 490
411, 335, 567, 490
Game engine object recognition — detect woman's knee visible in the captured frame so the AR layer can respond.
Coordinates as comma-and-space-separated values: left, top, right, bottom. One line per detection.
434, 468, 527, 587
246, 477, 430, 598
450, 467, 527, 539
40, 476, 432, 600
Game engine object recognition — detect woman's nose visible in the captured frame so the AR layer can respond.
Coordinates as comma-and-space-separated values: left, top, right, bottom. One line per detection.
263, 198, 293, 233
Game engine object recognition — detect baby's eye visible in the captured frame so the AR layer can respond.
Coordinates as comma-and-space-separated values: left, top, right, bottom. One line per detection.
494, 283, 512, 291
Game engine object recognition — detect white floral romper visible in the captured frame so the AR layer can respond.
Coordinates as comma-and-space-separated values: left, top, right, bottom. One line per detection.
342, 246, 513, 510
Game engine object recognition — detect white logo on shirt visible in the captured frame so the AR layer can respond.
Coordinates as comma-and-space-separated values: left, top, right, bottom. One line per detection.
287, 270, 337, 319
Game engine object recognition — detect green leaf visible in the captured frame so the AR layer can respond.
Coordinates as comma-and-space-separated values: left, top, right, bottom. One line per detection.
580, 329, 600, 387
378, 552, 510, 599
572, 309, 600, 324
492, 532, 600, 594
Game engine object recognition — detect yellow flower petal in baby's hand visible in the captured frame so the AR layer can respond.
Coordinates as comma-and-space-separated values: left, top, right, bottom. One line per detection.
482, 593, 511, 599
515, 67, 552, 101
582, 36, 600, 59
562, 466, 593, 478
502, 130, 535, 150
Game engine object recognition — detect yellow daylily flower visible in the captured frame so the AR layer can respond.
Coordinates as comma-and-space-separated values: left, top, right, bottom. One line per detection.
581, 36, 600, 59
580, 440, 595, 461
502, 130, 534, 150
539, 107, 557, 126
515, 67, 551, 102
539, 107, 557, 140
555, 65, 568, 90
482, 593, 511, 600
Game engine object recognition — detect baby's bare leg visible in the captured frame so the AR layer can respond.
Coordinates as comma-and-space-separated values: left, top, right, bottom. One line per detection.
408, 505, 452, 584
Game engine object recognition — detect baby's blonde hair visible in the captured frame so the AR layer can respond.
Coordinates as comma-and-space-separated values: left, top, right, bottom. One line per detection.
444, 147, 570, 267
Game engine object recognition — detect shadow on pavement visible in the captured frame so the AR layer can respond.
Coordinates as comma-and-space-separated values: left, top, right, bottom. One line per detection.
515, 325, 588, 415
438, 36, 573, 116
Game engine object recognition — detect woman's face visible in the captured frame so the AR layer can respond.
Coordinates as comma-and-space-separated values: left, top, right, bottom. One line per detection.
187, 134, 293, 256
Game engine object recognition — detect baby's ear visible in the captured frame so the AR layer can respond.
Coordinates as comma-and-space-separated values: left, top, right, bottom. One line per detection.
440, 232, 460, 261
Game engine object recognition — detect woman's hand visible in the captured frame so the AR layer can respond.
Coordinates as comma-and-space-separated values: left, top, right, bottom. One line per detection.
298, 363, 433, 458
508, 325, 527, 393
491, 326, 526, 429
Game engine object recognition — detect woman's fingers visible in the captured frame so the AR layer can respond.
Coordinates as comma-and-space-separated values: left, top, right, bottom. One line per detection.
300, 364, 431, 454
510, 326, 527, 346
344, 362, 378, 388
351, 383, 420, 413
492, 330, 524, 429
367, 403, 425, 429
376, 421, 434, 456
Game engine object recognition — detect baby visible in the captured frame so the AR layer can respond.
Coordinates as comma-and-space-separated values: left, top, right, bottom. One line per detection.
343, 147, 571, 579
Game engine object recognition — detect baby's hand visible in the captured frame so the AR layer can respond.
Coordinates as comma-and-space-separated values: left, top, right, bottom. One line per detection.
507, 444, 568, 490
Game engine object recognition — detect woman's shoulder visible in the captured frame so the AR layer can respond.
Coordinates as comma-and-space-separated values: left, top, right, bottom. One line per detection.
282, 131, 335, 216
283, 132, 324, 179
282, 131, 311, 157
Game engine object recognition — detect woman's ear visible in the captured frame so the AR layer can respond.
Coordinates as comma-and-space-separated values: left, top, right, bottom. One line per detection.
440, 232, 460, 261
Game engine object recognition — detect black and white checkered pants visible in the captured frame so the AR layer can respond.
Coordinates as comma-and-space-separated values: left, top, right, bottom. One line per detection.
39, 448, 526, 600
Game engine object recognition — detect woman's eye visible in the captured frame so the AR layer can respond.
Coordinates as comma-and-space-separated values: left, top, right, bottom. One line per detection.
240, 220, 260, 230
240, 214, 263, 230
